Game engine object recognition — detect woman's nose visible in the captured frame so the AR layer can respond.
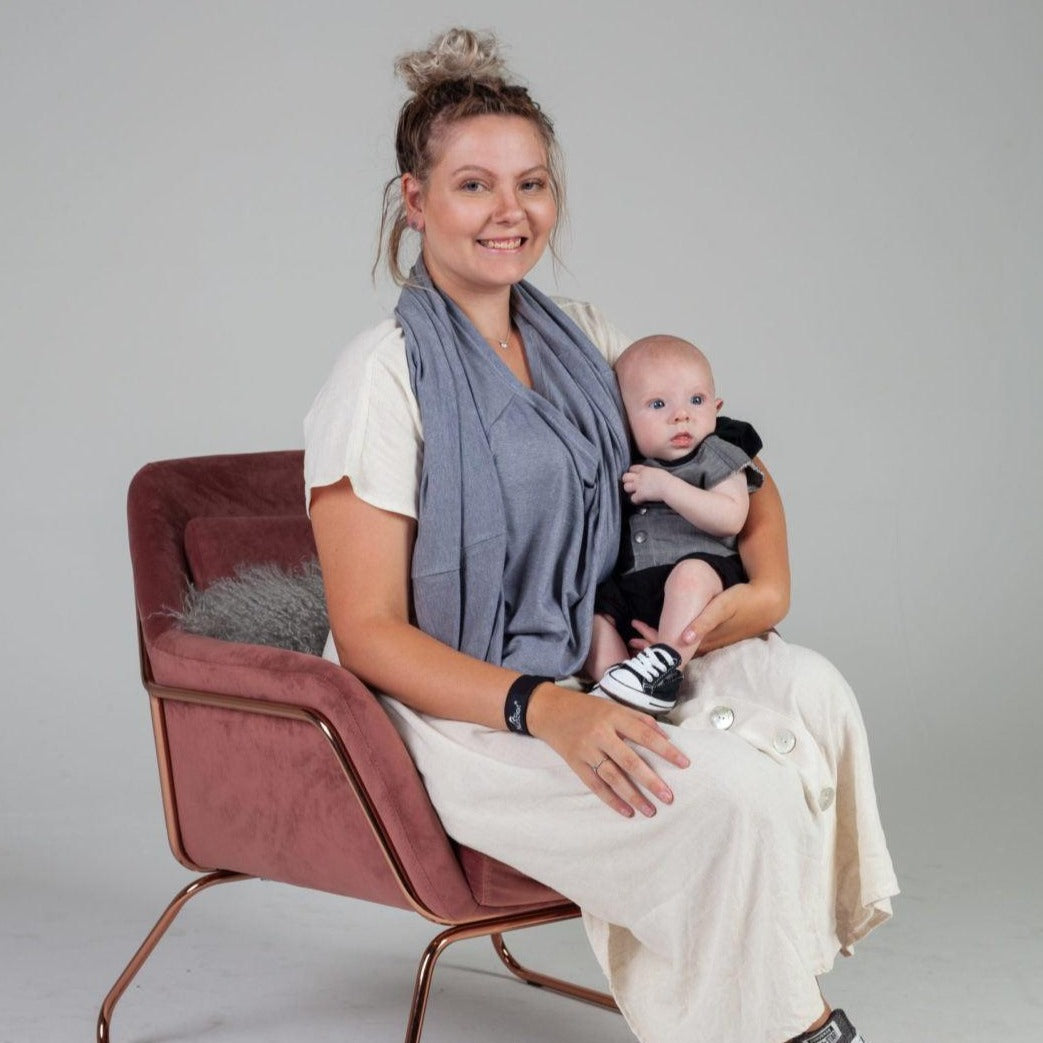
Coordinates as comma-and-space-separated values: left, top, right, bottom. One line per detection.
493, 189, 524, 223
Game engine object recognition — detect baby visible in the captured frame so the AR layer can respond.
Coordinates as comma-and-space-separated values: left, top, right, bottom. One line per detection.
586, 334, 763, 714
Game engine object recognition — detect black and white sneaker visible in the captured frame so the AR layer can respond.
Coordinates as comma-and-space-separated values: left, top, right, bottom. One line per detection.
596, 644, 683, 714
790, 1009, 866, 1043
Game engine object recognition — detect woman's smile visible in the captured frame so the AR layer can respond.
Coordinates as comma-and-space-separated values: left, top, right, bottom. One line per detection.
478, 236, 526, 250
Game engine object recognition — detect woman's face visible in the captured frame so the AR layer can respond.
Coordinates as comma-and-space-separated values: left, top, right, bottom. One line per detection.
403, 114, 557, 302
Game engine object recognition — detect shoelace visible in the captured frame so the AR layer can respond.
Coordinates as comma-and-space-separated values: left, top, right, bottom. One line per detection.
626, 647, 675, 682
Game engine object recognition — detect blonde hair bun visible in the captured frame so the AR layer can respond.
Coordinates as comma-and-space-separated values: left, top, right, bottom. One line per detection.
395, 28, 510, 93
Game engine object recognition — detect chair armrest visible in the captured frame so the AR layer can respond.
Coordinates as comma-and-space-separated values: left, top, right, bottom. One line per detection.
144, 628, 483, 921
148, 627, 400, 755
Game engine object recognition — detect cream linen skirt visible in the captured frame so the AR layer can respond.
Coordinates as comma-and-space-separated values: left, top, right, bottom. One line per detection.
372, 633, 898, 1043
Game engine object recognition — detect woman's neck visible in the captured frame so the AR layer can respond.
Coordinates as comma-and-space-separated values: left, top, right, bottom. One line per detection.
420, 250, 517, 345
440, 284, 532, 387
453, 292, 514, 347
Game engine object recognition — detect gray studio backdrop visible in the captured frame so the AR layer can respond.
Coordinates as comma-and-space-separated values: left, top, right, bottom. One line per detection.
2, 1, 1041, 1039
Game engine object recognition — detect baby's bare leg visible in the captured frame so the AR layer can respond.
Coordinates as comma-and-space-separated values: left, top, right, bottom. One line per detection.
585, 613, 630, 680
658, 559, 724, 667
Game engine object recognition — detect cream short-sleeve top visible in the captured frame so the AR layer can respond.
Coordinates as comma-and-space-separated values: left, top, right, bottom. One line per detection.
303, 298, 630, 516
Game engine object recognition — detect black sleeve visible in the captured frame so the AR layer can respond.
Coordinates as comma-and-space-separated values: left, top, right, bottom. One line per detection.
714, 416, 763, 458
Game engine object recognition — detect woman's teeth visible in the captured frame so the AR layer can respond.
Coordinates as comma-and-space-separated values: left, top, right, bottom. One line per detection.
479, 238, 523, 250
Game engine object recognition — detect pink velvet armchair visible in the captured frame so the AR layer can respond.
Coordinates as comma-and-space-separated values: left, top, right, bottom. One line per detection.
100, 449, 617, 1042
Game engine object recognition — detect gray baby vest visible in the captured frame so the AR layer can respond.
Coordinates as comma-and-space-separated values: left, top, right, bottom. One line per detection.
623, 434, 763, 574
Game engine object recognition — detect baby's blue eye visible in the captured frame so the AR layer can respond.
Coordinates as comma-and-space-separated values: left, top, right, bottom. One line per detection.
690, 394, 704, 405
649, 399, 666, 410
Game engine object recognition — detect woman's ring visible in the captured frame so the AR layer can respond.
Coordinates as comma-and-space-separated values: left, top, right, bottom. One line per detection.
591, 757, 608, 777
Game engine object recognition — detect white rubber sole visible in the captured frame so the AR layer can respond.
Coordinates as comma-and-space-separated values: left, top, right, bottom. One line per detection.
594, 680, 677, 714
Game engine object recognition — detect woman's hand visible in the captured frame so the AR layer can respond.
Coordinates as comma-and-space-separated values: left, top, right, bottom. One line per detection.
630, 581, 768, 655
526, 685, 690, 818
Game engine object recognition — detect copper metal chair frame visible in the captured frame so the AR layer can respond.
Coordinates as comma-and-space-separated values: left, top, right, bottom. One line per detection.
98, 630, 618, 1042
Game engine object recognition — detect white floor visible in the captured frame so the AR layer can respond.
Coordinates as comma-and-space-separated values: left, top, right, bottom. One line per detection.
3, 733, 1041, 1043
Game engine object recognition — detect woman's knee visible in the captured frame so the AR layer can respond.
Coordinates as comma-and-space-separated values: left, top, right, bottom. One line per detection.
669, 731, 804, 834
781, 641, 861, 718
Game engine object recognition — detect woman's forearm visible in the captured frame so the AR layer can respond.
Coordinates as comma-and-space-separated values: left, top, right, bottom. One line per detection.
340, 615, 528, 728
735, 457, 790, 620
689, 458, 790, 653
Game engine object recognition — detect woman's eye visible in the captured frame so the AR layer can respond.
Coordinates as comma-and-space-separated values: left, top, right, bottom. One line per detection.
460, 180, 484, 192
520, 178, 546, 192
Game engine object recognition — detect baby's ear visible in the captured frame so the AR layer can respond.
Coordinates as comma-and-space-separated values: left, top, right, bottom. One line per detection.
715, 397, 724, 413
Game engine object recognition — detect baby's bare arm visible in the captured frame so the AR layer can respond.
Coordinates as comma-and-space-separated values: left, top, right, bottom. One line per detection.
623, 467, 750, 537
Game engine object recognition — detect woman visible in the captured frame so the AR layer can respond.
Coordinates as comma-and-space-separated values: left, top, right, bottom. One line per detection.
305, 28, 896, 1043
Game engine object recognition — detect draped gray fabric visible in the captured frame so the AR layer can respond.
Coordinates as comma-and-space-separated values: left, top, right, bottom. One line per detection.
396, 261, 630, 677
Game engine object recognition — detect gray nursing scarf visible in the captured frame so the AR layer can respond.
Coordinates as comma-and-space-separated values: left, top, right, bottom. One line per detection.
396, 259, 630, 677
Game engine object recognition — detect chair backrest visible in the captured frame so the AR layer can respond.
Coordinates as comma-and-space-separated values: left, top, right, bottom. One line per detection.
129, 450, 310, 641
126, 451, 494, 921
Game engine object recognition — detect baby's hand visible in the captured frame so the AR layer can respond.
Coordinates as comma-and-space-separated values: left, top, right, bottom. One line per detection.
622, 465, 671, 504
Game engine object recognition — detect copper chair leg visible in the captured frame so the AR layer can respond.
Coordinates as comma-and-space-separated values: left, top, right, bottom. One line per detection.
490, 931, 619, 1010
100, 879, 617, 1043
97, 869, 250, 1043
404, 906, 620, 1043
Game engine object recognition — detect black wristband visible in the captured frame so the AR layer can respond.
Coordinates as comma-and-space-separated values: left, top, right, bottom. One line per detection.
504, 674, 552, 735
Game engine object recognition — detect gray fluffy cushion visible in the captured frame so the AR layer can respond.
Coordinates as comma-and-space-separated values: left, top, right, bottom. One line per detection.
176, 559, 330, 655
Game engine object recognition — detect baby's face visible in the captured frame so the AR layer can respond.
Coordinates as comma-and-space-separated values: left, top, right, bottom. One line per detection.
619, 351, 720, 461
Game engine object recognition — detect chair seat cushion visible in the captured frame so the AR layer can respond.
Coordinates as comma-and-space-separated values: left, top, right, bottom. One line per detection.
457, 845, 565, 908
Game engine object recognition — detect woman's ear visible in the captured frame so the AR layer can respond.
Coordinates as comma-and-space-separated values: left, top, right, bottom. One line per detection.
401, 173, 424, 231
